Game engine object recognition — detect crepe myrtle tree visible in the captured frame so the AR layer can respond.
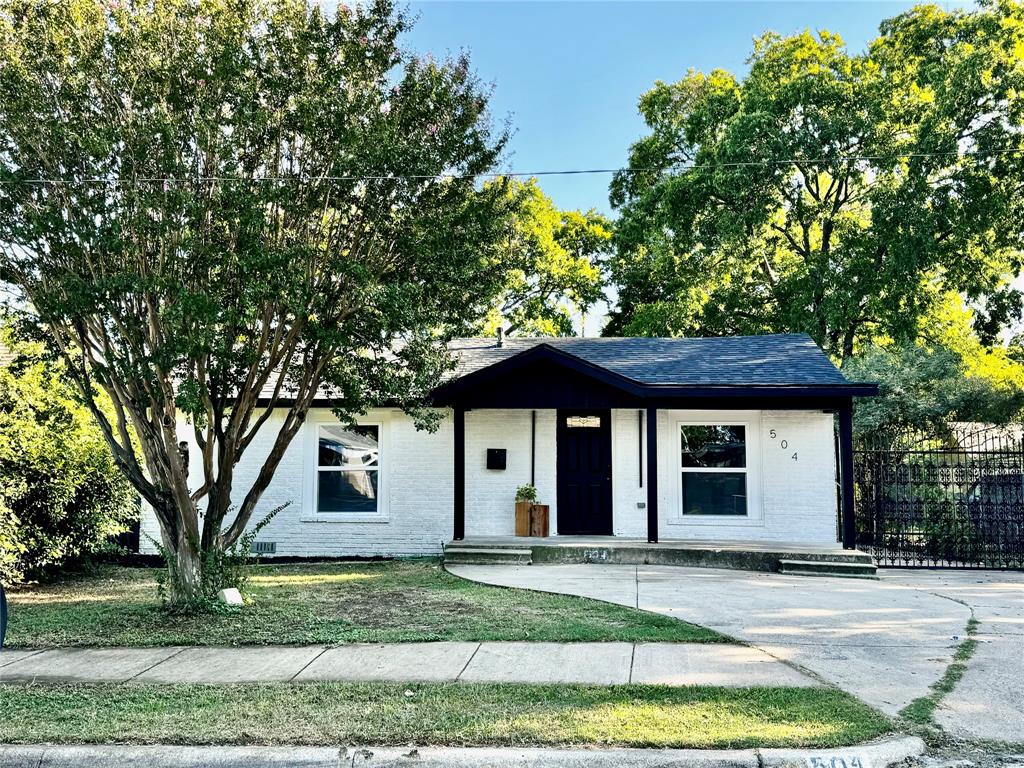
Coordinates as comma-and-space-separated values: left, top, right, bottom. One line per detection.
0, 0, 511, 604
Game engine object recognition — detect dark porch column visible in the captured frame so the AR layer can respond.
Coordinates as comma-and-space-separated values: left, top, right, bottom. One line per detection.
453, 406, 465, 540
838, 402, 856, 550
646, 407, 658, 543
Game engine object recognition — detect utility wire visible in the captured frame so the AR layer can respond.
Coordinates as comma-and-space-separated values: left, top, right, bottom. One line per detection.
1, 146, 1024, 185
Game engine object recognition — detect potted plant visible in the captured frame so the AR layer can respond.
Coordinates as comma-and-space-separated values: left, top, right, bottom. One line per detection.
514, 484, 549, 537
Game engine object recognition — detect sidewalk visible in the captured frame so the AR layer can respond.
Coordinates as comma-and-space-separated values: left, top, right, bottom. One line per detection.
0, 641, 817, 687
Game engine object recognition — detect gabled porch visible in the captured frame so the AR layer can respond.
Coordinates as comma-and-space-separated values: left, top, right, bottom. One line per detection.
433, 340, 874, 554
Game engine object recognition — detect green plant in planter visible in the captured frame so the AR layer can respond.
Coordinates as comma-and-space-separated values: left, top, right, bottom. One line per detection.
515, 484, 538, 504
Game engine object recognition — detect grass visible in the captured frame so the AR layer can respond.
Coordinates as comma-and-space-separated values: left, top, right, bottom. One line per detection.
0, 682, 891, 748
898, 617, 980, 728
4, 560, 725, 647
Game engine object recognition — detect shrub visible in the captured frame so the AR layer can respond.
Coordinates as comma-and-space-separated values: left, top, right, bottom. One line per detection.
0, 321, 138, 585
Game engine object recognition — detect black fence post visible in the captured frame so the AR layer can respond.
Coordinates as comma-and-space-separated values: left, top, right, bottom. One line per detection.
0, 582, 7, 649
839, 403, 856, 550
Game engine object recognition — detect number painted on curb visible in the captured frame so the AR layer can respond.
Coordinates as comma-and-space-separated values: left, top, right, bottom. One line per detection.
807, 756, 870, 768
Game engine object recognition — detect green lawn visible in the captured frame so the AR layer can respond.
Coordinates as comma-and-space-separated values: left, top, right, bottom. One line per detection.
5, 560, 725, 647
0, 682, 891, 748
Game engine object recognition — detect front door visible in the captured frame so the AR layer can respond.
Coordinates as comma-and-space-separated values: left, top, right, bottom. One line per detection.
557, 409, 613, 535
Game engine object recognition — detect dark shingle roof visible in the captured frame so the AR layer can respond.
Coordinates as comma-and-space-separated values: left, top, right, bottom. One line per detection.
448, 333, 849, 387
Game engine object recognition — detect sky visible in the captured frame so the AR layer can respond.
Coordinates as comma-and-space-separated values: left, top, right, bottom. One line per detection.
402, 1, 934, 216
399, 1, 964, 334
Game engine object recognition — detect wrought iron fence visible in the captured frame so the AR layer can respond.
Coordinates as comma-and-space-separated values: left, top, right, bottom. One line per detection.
854, 424, 1024, 569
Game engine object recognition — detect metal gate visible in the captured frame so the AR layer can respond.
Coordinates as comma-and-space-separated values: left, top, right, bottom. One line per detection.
854, 425, 1024, 568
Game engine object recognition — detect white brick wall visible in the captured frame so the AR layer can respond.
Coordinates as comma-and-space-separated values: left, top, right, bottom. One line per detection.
142, 408, 455, 557
612, 408, 648, 537
140, 406, 839, 555
463, 409, 557, 536
649, 408, 838, 544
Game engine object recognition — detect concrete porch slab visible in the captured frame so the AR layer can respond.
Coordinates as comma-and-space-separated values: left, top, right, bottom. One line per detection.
0, 647, 183, 683
294, 642, 478, 683
134, 646, 326, 684
630, 643, 819, 687
459, 641, 633, 685
446, 536, 873, 574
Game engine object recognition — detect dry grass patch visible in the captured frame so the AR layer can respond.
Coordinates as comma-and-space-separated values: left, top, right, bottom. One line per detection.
5, 560, 725, 647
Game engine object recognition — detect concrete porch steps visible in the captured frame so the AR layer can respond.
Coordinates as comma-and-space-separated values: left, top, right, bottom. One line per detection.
778, 558, 878, 579
443, 536, 876, 575
442, 546, 532, 565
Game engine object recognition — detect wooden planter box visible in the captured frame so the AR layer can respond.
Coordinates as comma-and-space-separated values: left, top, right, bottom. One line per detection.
515, 502, 550, 537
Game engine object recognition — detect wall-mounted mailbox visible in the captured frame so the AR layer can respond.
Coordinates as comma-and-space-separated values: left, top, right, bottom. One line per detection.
486, 448, 507, 470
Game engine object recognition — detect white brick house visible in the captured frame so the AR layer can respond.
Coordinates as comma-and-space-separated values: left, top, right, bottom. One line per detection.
141, 334, 875, 557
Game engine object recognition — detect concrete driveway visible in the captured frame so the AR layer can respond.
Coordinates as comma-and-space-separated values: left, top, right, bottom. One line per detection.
447, 563, 1024, 743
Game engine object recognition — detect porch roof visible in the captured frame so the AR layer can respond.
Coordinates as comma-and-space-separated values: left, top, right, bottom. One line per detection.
448, 334, 847, 386
433, 334, 876, 408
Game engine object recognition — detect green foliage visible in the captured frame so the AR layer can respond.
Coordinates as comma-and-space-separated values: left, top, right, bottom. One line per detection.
0, 0, 510, 602
514, 484, 538, 503
607, 1, 1024, 360
0, 320, 137, 585
483, 178, 610, 336
844, 341, 1024, 442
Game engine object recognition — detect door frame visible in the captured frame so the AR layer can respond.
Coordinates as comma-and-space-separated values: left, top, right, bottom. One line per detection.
556, 408, 613, 535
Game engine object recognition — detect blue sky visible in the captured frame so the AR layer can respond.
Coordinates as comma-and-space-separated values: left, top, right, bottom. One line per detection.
403, 1, 936, 216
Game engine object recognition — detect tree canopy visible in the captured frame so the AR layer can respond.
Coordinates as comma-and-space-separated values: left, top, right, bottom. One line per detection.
480, 178, 610, 337
607, 0, 1024, 362
0, 0, 508, 603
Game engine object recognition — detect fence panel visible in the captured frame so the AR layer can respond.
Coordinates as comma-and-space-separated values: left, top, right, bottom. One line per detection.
854, 425, 1024, 568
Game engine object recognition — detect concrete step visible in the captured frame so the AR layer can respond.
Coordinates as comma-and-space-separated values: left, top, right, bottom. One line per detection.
444, 547, 532, 565
778, 558, 878, 578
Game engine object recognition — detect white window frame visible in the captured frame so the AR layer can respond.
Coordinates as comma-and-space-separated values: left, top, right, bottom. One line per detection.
303, 412, 389, 523
673, 413, 762, 527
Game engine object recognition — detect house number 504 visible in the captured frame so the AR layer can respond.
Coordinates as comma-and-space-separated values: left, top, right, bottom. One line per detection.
768, 429, 798, 461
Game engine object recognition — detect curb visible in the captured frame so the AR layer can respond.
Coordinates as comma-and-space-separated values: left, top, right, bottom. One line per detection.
0, 736, 925, 768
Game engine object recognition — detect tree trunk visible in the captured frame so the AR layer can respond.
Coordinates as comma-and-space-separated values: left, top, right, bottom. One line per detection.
161, 527, 204, 605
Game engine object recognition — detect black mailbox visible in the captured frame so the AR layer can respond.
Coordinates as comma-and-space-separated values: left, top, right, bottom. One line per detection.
486, 448, 507, 470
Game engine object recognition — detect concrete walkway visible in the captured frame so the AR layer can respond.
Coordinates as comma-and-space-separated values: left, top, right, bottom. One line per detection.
0, 640, 815, 687
448, 563, 1024, 743
896, 571, 1024, 743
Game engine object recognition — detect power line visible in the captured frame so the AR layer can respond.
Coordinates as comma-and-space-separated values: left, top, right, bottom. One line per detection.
2, 146, 1024, 185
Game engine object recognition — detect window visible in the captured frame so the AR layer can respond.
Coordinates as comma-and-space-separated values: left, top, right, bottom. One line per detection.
679, 424, 748, 516
316, 424, 380, 514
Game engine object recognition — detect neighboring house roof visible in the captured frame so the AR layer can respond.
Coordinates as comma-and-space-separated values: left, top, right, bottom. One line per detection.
447, 333, 849, 387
